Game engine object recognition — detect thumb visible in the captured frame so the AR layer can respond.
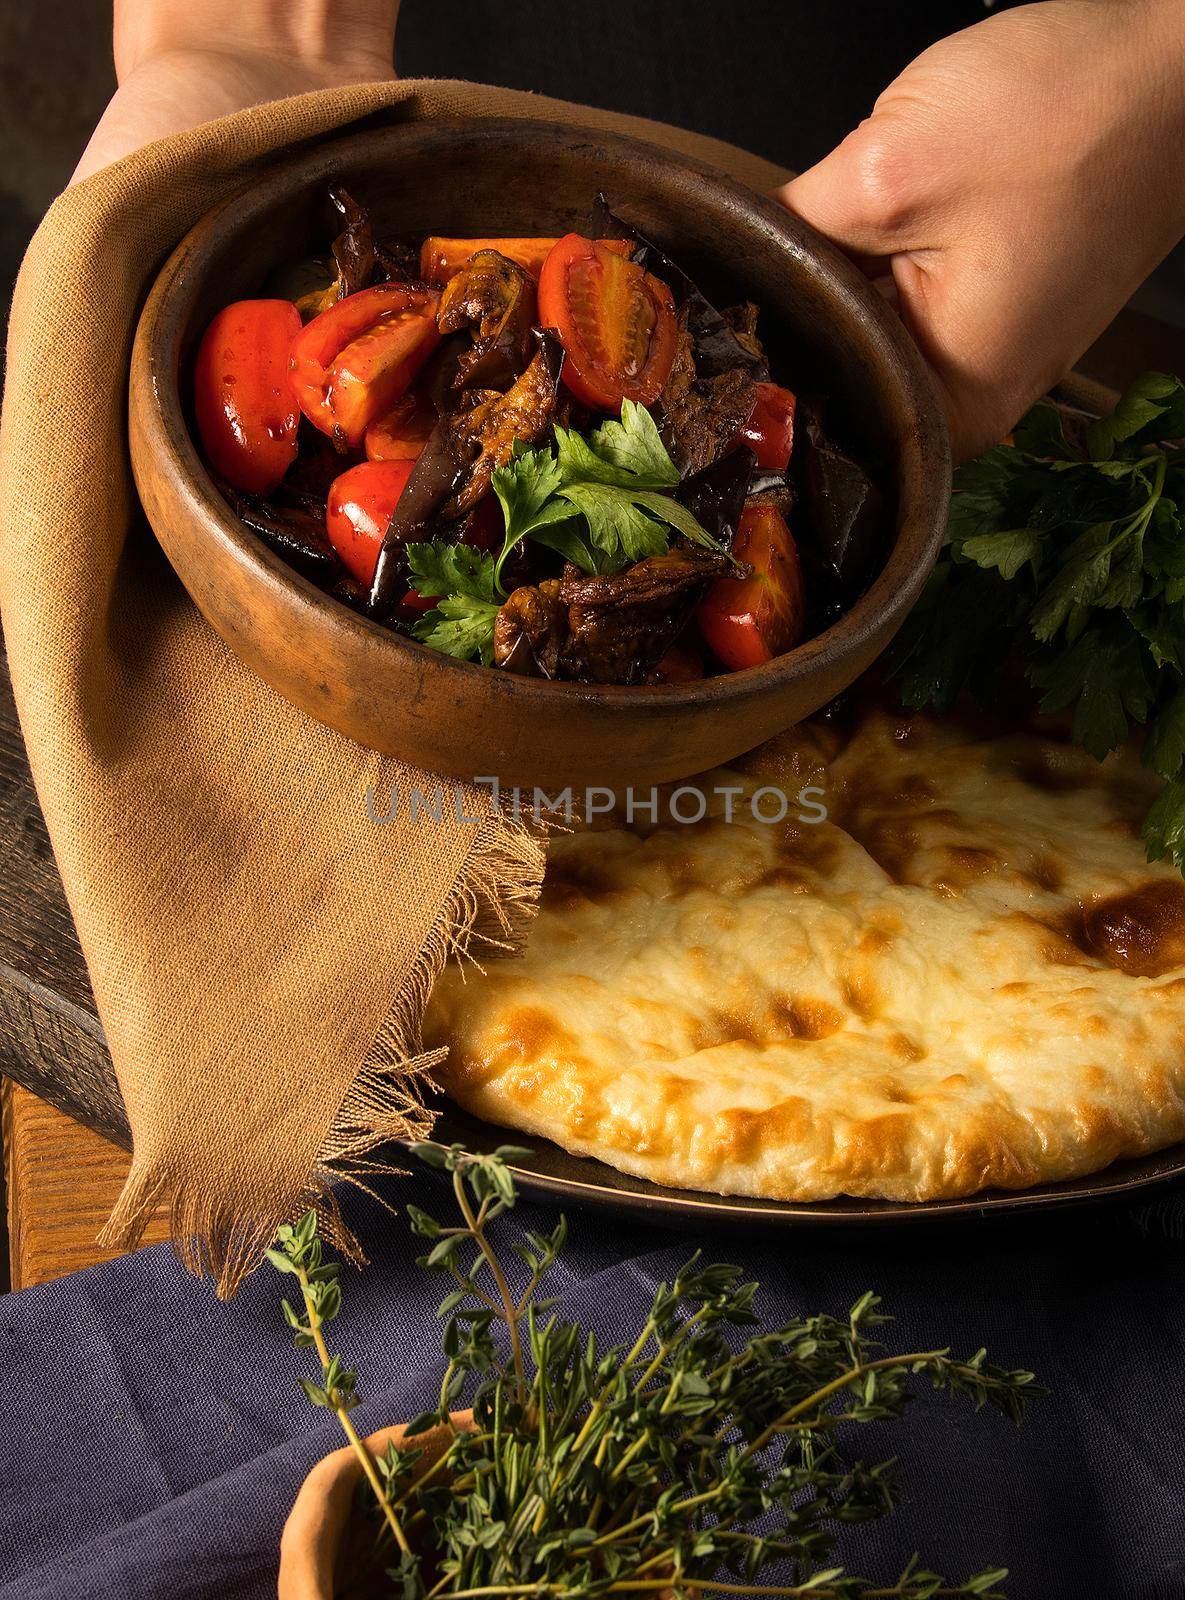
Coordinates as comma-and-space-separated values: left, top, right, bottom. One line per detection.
777, 118, 936, 261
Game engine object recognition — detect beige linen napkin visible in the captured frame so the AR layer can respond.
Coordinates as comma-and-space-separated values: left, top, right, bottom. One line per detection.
0, 78, 788, 1294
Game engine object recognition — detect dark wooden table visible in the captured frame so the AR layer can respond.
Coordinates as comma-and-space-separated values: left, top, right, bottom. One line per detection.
0, 657, 170, 1289
4, 311, 1185, 1292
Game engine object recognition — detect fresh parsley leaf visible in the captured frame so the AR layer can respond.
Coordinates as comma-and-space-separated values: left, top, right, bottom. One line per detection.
491, 448, 595, 591
406, 542, 501, 665
1145, 685, 1185, 781
412, 595, 500, 666
946, 446, 1039, 546
491, 444, 565, 538
959, 528, 1043, 581
491, 400, 720, 590
1086, 372, 1185, 461
554, 481, 722, 565
406, 541, 499, 605
894, 561, 1027, 711
1029, 522, 1122, 642
584, 399, 681, 487
1010, 400, 1077, 460
1145, 777, 1185, 872
554, 480, 671, 565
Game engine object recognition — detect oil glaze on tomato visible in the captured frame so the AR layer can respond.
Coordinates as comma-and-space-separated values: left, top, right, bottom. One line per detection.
193, 299, 301, 495
326, 459, 416, 584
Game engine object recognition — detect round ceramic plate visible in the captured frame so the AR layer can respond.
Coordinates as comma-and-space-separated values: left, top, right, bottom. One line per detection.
420, 1103, 1185, 1229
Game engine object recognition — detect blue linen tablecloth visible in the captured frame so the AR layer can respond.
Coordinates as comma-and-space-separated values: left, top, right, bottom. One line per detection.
1, 1175, 1183, 1600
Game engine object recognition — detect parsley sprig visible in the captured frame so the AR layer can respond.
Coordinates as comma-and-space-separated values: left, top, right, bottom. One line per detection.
407, 403, 722, 663
407, 543, 502, 666
894, 371, 1185, 869
271, 1146, 1040, 1600
502, 400, 721, 587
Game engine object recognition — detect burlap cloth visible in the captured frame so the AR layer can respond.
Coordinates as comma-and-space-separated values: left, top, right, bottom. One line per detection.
0, 79, 789, 1294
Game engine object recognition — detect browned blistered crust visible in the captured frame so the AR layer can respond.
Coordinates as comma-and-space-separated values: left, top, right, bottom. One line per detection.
424, 704, 1185, 1202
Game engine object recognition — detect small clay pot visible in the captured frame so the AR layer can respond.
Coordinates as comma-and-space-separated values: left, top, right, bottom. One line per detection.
279, 1411, 472, 1600
130, 116, 951, 790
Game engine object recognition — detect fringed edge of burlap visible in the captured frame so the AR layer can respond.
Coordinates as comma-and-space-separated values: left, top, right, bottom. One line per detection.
98, 807, 548, 1297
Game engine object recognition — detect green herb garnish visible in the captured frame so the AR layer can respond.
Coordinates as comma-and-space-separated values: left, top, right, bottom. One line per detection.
407, 542, 502, 666
406, 403, 722, 663
271, 1146, 1040, 1600
501, 399, 721, 586
894, 371, 1185, 869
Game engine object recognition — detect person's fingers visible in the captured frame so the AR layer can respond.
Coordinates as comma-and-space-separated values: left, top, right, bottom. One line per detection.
889, 247, 1075, 462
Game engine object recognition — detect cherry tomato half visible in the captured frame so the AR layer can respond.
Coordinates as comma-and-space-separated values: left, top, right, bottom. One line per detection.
736, 382, 797, 473
365, 389, 435, 462
326, 459, 416, 585
697, 503, 806, 671
420, 235, 633, 286
290, 285, 441, 448
193, 299, 301, 495
537, 234, 677, 412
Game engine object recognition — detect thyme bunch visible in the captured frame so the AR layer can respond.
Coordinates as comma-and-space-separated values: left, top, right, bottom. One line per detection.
271, 1147, 1041, 1600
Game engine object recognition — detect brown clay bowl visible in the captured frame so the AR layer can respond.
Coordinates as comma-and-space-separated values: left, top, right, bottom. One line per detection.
279, 1412, 471, 1600
129, 116, 951, 788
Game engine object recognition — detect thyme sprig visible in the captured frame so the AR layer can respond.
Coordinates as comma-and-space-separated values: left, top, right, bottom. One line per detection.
268, 1213, 412, 1556
271, 1148, 1041, 1600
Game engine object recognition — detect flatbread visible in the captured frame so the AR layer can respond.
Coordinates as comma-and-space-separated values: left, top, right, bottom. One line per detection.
424, 703, 1185, 1201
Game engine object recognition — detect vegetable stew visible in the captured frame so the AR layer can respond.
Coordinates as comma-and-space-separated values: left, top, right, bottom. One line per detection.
192, 188, 885, 684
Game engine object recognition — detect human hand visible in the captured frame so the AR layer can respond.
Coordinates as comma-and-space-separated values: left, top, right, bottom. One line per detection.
779, 0, 1185, 460
72, 0, 400, 184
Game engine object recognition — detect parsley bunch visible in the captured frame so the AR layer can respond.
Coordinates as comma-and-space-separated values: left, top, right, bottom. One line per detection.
894, 372, 1185, 868
272, 1146, 1040, 1600
407, 402, 721, 664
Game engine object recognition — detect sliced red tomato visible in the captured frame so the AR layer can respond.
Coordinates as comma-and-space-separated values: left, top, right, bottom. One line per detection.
537, 234, 677, 411
290, 285, 441, 447
194, 299, 301, 494
365, 389, 435, 462
398, 587, 438, 618
697, 503, 806, 671
736, 382, 797, 473
420, 235, 632, 286
651, 641, 706, 683
325, 459, 415, 584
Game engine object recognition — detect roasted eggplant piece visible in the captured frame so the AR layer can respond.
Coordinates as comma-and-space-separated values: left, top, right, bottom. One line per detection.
558, 548, 735, 683
796, 400, 884, 589
494, 579, 568, 676
678, 445, 756, 548
329, 189, 423, 299
368, 329, 564, 615
684, 297, 769, 382
221, 484, 340, 582
330, 574, 377, 615
329, 186, 376, 300
497, 548, 736, 684
437, 249, 537, 389
659, 310, 758, 476
367, 421, 468, 614
441, 329, 565, 517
